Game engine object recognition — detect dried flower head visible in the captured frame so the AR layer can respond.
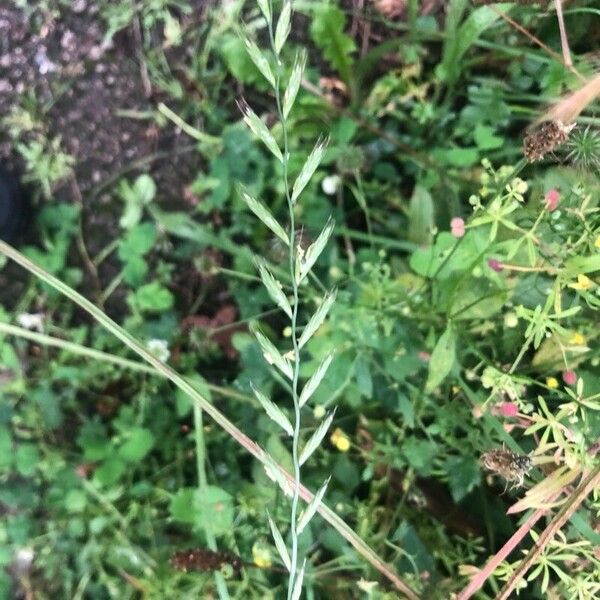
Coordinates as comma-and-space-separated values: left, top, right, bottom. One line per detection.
481, 447, 532, 490
170, 548, 243, 575
523, 121, 575, 162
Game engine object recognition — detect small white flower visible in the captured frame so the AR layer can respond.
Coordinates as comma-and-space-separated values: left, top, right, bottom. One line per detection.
16, 313, 44, 332
146, 339, 170, 362
321, 174, 341, 195
14, 547, 34, 573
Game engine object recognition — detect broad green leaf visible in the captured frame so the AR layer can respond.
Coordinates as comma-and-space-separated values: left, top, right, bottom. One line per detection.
133, 281, 174, 312
425, 324, 456, 391
298, 289, 337, 349
297, 477, 329, 534
310, 4, 355, 83
194, 485, 234, 535
267, 511, 291, 571
118, 427, 155, 462
291, 137, 328, 204
299, 353, 334, 407
239, 100, 283, 162
283, 50, 306, 119
437, 2, 510, 83
564, 254, 600, 275
299, 410, 335, 466
251, 384, 293, 436
240, 189, 288, 244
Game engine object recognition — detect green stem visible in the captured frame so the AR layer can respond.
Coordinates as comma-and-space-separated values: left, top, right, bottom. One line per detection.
194, 402, 230, 599
275, 59, 303, 600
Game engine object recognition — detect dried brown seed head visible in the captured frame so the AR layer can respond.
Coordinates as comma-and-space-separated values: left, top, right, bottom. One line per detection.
523, 120, 574, 162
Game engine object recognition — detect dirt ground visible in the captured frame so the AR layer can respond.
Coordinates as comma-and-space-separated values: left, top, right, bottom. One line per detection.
0, 1, 208, 254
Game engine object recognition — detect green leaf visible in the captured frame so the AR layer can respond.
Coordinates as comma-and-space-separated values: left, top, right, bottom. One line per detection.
474, 124, 504, 150
170, 488, 196, 523
299, 353, 334, 407
243, 36, 276, 88
64, 489, 87, 513
256, 0, 271, 24
298, 289, 337, 349
251, 384, 293, 436
408, 185, 434, 244
255, 258, 292, 318
252, 326, 293, 379
564, 254, 600, 275
425, 324, 456, 391
268, 513, 291, 571
299, 217, 335, 282
94, 458, 127, 486
291, 137, 328, 204
133, 281, 174, 312
310, 4, 355, 83
118, 427, 155, 462
402, 437, 437, 474
444, 455, 481, 502
172, 484, 237, 535
297, 477, 329, 534
299, 410, 335, 466
274, 0, 291, 55
240, 189, 288, 245
438, 2, 510, 84
194, 485, 234, 536
291, 559, 306, 600
118, 222, 157, 258
239, 100, 283, 162
15, 444, 38, 477
283, 50, 306, 119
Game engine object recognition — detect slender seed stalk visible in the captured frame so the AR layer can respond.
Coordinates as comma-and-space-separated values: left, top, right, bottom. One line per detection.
268, 34, 303, 600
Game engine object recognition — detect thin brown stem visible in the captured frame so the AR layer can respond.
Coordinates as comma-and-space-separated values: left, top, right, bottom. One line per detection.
495, 465, 600, 600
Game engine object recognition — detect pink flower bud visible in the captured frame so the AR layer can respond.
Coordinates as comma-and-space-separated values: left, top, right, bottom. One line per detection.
545, 189, 560, 212
488, 258, 504, 272
499, 402, 518, 417
450, 217, 465, 238
562, 369, 577, 385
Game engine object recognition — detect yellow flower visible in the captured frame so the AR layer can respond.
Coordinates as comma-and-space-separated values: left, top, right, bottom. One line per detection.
569, 332, 586, 346
330, 428, 350, 452
252, 544, 272, 569
595, 235, 600, 249
568, 274, 593, 291
546, 377, 559, 389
